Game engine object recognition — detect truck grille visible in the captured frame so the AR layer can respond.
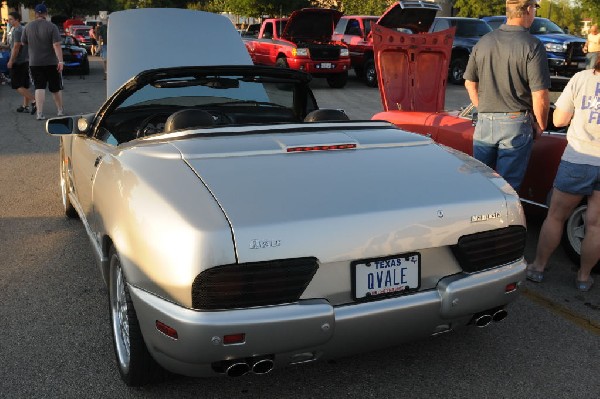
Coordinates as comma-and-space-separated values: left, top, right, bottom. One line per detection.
192, 258, 319, 310
310, 45, 341, 61
567, 41, 585, 58
451, 226, 526, 273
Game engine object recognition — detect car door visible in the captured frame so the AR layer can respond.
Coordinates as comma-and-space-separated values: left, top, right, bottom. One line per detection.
70, 134, 113, 230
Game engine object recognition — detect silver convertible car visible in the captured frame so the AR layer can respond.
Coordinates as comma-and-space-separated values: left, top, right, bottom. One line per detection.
47, 7, 527, 386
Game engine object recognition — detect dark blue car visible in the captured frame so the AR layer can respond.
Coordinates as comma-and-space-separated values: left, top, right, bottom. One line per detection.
481, 16, 586, 76
430, 17, 493, 85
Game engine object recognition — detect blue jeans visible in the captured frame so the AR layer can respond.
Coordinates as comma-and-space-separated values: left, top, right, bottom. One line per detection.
586, 51, 599, 70
473, 112, 534, 192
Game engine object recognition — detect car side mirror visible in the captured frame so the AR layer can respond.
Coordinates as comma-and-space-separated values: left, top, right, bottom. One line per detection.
46, 117, 75, 135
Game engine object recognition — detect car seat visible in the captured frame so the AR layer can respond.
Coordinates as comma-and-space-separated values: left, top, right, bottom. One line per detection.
304, 109, 349, 122
164, 109, 215, 133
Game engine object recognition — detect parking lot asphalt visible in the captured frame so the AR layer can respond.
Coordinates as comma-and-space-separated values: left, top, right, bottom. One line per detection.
0, 57, 598, 397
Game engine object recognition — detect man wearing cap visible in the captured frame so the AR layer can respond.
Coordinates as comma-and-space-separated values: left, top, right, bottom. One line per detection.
21, 3, 65, 120
464, 0, 550, 192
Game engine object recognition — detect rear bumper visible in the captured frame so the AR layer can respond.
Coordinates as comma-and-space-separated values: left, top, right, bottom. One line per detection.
129, 259, 525, 377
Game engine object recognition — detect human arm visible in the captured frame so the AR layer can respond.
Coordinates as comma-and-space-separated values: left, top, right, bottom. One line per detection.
531, 88, 549, 137
53, 41, 64, 72
553, 107, 573, 128
464, 80, 479, 108
7, 41, 22, 68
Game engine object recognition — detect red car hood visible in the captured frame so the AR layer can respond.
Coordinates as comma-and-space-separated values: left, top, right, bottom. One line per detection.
374, 1, 454, 113
282, 8, 343, 42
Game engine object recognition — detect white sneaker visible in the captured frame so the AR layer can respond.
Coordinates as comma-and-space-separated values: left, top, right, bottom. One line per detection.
36, 113, 46, 120
57, 109, 64, 117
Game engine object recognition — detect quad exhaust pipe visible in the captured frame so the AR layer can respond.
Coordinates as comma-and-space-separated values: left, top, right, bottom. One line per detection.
472, 307, 508, 328
215, 356, 275, 377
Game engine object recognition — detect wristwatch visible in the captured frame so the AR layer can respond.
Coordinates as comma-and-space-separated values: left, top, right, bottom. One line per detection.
58, 61, 64, 64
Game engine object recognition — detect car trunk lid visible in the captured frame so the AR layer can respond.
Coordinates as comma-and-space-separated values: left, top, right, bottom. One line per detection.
172, 124, 510, 264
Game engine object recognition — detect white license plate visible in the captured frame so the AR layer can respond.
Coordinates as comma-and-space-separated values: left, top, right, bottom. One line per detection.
353, 253, 420, 300
319, 62, 333, 69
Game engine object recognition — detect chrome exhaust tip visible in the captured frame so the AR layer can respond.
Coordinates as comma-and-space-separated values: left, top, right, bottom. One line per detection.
225, 361, 250, 377
492, 308, 508, 322
251, 358, 274, 375
474, 313, 493, 328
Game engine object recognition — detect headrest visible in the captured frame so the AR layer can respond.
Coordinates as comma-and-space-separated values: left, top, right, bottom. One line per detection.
304, 109, 349, 122
164, 109, 215, 133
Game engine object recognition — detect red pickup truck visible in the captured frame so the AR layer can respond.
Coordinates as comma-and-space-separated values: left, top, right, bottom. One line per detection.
332, 15, 379, 87
244, 8, 351, 88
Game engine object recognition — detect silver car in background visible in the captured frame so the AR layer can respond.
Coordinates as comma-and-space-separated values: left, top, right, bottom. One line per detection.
46, 7, 526, 386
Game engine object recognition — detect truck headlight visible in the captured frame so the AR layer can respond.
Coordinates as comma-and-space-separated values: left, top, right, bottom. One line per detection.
292, 48, 309, 57
544, 42, 565, 53
340, 48, 349, 57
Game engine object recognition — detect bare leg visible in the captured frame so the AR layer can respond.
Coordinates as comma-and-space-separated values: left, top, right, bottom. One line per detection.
578, 190, 600, 282
35, 89, 46, 115
51, 90, 63, 113
16, 87, 35, 106
530, 188, 583, 271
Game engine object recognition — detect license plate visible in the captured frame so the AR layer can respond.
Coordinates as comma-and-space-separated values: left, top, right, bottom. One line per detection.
578, 62, 586, 68
353, 253, 420, 300
319, 62, 333, 69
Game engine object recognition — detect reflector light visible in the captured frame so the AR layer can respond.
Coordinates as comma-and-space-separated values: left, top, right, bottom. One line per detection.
223, 333, 246, 345
287, 144, 356, 152
505, 282, 518, 293
156, 320, 178, 339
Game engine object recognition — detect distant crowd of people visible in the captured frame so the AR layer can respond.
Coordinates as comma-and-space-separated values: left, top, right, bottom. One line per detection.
1, 4, 108, 118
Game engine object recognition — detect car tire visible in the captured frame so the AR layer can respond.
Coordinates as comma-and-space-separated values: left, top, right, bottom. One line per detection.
80, 56, 90, 75
108, 246, 164, 386
275, 56, 288, 69
60, 145, 78, 219
326, 72, 348, 88
449, 57, 467, 85
561, 203, 600, 273
364, 59, 377, 87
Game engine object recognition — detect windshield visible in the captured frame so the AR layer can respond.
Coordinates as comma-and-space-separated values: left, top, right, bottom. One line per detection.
530, 18, 564, 34
363, 19, 378, 36
452, 20, 492, 37
119, 75, 282, 108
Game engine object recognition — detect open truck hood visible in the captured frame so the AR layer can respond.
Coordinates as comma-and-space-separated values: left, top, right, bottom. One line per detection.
374, 1, 454, 113
172, 123, 511, 264
282, 8, 343, 42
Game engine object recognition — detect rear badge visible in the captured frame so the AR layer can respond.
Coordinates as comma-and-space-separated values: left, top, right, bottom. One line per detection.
250, 239, 281, 249
471, 212, 501, 222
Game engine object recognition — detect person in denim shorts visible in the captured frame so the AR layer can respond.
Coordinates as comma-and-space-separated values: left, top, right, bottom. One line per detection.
464, 0, 550, 192
527, 58, 600, 291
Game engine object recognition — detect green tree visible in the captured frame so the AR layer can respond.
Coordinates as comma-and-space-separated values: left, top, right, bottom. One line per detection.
539, 0, 583, 35
579, 0, 600, 23
340, 0, 392, 15
13, 0, 121, 17
453, 0, 505, 18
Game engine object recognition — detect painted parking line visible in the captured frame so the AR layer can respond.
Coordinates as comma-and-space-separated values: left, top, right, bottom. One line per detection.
522, 287, 600, 336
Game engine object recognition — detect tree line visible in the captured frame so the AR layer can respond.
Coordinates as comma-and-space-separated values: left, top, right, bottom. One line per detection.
7, 0, 597, 33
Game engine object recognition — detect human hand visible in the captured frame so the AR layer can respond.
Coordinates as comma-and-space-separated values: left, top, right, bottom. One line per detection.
7, 59, 12, 69
532, 120, 543, 140
57, 61, 64, 72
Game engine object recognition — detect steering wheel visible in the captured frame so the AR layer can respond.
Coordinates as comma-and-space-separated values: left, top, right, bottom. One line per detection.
135, 113, 170, 138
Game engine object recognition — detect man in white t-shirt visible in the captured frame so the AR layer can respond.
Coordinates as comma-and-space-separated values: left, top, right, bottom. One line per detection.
527, 57, 600, 291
